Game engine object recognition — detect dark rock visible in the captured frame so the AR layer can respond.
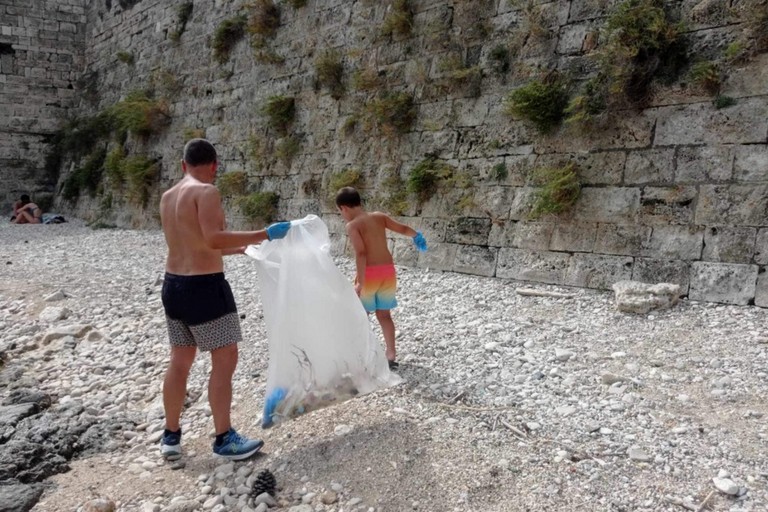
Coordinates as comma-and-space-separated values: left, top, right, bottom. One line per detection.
2, 390, 52, 409
0, 405, 38, 428
0, 483, 43, 512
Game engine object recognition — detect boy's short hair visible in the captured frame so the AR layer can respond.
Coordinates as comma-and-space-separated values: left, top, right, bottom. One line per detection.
335, 187, 361, 207
183, 138, 217, 166
20, 194, 30, 203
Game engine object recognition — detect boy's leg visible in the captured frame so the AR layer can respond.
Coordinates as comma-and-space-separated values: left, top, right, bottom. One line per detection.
209, 343, 238, 435
375, 309, 396, 363
163, 345, 197, 431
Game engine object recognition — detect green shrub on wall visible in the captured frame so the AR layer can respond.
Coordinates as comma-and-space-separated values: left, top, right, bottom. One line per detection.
689, 61, 721, 95
315, 50, 345, 99
407, 156, 455, 203
365, 91, 416, 136
237, 191, 279, 224
382, 0, 413, 38
529, 162, 581, 219
109, 90, 171, 138
329, 168, 362, 193
123, 155, 160, 206
248, 0, 281, 39
275, 135, 301, 165
261, 95, 295, 135
217, 170, 248, 197
213, 15, 247, 64
61, 147, 108, 201
504, 76, 569, 134
170, 2, 194, 42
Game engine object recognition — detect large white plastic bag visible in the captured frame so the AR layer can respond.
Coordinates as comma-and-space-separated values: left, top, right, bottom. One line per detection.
246, 215, 402, 428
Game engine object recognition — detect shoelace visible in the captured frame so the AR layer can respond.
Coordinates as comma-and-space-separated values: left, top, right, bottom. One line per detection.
226, 430, 245, 446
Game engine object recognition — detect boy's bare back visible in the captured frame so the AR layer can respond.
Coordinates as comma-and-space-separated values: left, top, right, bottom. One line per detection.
161, 177, 226, 276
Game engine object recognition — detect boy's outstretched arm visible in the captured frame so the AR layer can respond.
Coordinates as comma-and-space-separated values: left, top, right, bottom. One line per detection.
346, 224, 367, 295
383, 214, 427, 252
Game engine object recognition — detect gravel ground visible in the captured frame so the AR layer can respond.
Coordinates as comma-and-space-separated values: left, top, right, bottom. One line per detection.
1, 220, 768, 512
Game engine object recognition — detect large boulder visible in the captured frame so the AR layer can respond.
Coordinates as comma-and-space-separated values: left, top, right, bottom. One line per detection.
612, 280, 681, 314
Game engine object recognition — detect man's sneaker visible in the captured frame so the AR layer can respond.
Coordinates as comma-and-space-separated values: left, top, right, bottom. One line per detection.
212, 428, 264, 461
160, 429, 182, 461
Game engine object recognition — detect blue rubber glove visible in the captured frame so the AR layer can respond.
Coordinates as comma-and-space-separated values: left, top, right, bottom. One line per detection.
262, 387, 287, 429
412, 231, 427, 252
266, 221, 291, 241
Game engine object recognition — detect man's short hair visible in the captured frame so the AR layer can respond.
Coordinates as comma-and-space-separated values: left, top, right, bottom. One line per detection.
335, 187, 361, 207
20, 194, 30, 203
183, 138, 217, 166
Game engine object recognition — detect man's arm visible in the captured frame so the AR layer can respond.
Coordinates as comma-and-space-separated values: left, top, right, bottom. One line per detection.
346, 223, 367, 294
383, 214, 417, 237
222, 247, 246, 256
198, 186, 269, 249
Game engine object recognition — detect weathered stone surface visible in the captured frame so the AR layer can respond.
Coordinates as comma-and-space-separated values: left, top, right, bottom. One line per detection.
755, 229, 768, 265
41, 324, 93, 345
594, 224, 652, 256
675, 145, 733, 183
565, 253, 633, 289
418, 243, 458, 271
695, 185, 768, 226
497, 248, 570, 284
639, 186, 697, 225
702, 227, 756, 263
467, 186, 514, 221
689, 262, 758, 305
642, 226, 704, 260
549, 222, 597, 253
0, 483, 44, 512
572, 188, 640, 224
723, 53, 768, 97
508, 187, 537, 221
654, 99, 768, 146
557, 23, 590, 55
612, 280, 681, 314
38, 307, 70, 323
538, 114, 655, 152
0, 404, 38, 428
568, 0, 617, 21
534, 151, 625, 185
446, 217, 491, 245
733, 144, 768, 183
755, 269, 768, 307
453, 245, 497, 277
512, 222, 554, 250
632, 258, 691, 293
624, 149, 675, 185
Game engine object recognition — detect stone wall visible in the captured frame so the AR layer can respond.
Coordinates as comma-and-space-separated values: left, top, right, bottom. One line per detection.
7, 0, 768, 306
0, 0, 87, 211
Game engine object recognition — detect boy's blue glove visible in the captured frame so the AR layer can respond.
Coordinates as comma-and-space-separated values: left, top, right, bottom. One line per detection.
412, 231, 427, 252
266, 221, 291, 241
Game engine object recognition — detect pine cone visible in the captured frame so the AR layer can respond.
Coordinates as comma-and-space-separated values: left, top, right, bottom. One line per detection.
251, 469, 277, 497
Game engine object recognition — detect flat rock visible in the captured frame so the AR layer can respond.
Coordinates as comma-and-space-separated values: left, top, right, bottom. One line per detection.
82, 498, 116, 512
628, 446, 652, 462
713, 477, 740, 495
38, 306, 71, 323
0, 483, 44, 512
41, 324, 93, 345
612, 281, 681, 314
43, 290, 67, 302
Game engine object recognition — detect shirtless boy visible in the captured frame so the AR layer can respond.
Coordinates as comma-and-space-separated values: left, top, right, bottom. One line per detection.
159, 138, 291, 461
335, 186, 427, 369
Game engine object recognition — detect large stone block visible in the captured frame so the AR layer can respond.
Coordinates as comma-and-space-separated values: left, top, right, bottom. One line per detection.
549, 222, 597, 253
568, 0, 620, 21
612, 280, 681, 314
534, 151, 625, 185
418, 242, 458, 271
392, 238, 419, 267
723, 54, 768, 97
632, 258, 691, 294
565, 253, 634, 289
594, 224, 652, 255
537, 112, 655, 152
689, 262, 758, 305
512, 221, 554, 250
680, 0, 736, 30
465, 185, 515, 221
702, 226, 757, 263
572, 187, 640, 223
496, 248, 571, 284
642, 225, 704, 260
445, 217, 492, 246
695, 184, 768, 226
654, 98, 768, 146
675, 144, 733, 183
453, 97, 490, 127
453, 245, 498, 277
556, 23, 590, 56
639, 186, 697, 225
755, 268, 768, 307
755, 228, 768, 265
624, 149, 675, 185
509, 186, 537, 220
488, 220, 515, 248
733, 144, 768, 183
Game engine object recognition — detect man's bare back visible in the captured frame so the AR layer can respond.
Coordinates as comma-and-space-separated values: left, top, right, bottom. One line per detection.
161, 176, 227, 275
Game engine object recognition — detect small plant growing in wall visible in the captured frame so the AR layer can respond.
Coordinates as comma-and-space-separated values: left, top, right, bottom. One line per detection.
261, 95, 295, 135
504, 74, 569, 134
287, 0, 307, 7
351, 67, 380, 91
365, 91, 416, 136
212, 15, 247, 64
217, 170, 249, 197
237, 191, 279, 224
382, 0, 413, 38
109, 90, 171, 138
315, 50, 345, 99
529, 162, 580, 219
123, 155, 160, 206
105, 145, 126, 187
489, 45, 511, 74
689, 61, 721, 95
248, 0, 281, 40
183, 127, 206, 142
437, 54, 483, 96
490, 162, 508, 181
713, 95, 737, 109
61, 147, 108, 201
116, 51, 134, 65
329, 168, 362, 194
406, 155, 455, 203
170, 1, 194, 42
275, 135, 301, 166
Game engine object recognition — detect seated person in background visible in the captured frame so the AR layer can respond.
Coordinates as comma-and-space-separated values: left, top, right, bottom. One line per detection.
12, 194, 42, 224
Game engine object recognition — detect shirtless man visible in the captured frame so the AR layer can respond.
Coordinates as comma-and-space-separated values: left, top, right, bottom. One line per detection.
159, 138, 291, 461
335, 187, 427, 369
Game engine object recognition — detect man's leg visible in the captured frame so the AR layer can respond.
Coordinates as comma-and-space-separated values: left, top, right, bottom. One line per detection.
209, 343, 238, 435
375, 309, 396, 362
12, 211, 30, 224
163, 345, 197, 431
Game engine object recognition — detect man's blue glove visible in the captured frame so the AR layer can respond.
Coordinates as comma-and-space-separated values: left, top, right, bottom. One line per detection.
266, 221, 291, 241
412, 231, 427, 252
